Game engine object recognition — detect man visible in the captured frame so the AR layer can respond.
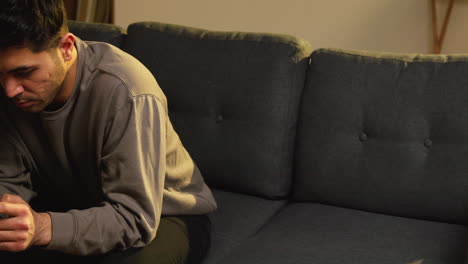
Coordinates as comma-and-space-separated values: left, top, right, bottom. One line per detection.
0, 0, 217, 263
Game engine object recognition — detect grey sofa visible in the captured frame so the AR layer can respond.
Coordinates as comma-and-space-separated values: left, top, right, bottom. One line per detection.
69, 20, 468, 264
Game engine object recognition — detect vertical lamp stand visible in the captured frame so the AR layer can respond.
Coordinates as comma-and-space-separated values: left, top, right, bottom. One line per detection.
431, 0, 455, 54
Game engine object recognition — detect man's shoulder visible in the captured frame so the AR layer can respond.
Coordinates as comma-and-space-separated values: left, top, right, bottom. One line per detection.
83, 41, 164, 99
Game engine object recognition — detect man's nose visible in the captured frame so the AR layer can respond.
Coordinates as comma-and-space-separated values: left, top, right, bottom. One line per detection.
2, 77, 24, 99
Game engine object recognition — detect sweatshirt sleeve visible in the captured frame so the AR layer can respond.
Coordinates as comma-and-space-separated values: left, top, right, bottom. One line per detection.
46, 94, 167, 255
0, 123, 37, 202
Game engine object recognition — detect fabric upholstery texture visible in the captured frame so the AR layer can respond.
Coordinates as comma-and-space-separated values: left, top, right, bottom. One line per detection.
294, 49, 468, 224
218, 203, 467, 264
205, 189, 286, 264
68, 21, 468, 264
122, 22, 311, 199
68, 20, 125, 47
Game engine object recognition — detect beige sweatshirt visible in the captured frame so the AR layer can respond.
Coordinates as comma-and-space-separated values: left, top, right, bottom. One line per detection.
0, 38, 217, 255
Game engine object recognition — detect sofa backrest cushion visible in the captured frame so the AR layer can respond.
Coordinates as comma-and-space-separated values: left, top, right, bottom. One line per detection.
294, 48, 468, 224
123, 22, 311, 199
68, 20, 125, 48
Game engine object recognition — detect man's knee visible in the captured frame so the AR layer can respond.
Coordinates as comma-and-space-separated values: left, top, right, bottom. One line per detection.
98, 217, 190, 264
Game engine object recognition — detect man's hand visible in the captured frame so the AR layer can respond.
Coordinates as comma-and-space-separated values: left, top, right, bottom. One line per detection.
0, 194, 51, 252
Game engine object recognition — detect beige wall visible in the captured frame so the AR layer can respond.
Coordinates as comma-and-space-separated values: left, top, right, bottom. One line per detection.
114, 0, 468, 54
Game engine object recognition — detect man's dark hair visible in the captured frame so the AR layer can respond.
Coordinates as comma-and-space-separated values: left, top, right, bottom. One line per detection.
0, 0, 68, 52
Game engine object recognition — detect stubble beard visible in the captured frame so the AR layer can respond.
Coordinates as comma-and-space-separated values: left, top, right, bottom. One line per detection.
20, 55, 67, 113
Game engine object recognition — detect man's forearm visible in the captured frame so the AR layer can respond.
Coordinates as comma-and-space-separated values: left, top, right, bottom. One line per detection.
45, 201, 160, 255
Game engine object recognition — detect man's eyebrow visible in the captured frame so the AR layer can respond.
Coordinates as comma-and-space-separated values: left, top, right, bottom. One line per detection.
7, 66, 37, 73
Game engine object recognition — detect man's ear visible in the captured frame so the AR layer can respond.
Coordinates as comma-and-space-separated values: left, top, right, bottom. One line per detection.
58, 33, 76, 62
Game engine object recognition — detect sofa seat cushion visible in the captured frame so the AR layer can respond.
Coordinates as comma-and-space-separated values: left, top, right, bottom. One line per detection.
217, 203, 466, 264
204, 189, 287, 264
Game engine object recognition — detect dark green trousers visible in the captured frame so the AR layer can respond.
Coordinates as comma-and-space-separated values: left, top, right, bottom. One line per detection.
0, 215, 211, 264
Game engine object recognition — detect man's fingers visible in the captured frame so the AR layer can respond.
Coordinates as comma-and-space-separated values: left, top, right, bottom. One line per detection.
0, 217, 15, 230
0, 230, 28, 242
0, 194, 26, 205
0, 216, 31, 231
0, 241, 29, 252
0, 202, 29, 218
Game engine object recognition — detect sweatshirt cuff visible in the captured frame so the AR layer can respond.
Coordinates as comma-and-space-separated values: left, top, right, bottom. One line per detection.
45, 211, 77, 251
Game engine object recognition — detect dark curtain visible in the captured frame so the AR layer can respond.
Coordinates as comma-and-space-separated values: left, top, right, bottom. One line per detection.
64, 0, 114, 24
